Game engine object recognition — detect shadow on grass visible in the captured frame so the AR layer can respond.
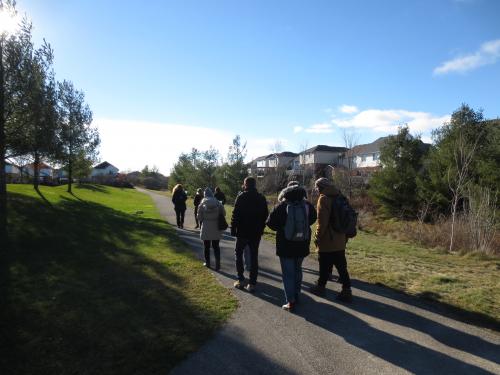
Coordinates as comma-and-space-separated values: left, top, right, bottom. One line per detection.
75, 183, 110, 193
2, 192, 231, 375
301, 266, 500, 331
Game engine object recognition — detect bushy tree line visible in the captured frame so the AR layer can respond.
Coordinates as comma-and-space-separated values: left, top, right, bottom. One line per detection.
1, 1, 99, 237
170, 135, 248, 202
369, 104, 499, 252
125, 165, 168, 190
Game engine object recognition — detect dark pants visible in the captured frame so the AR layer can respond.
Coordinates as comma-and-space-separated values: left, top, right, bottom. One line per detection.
194, 206, 199, 227
318, 251, 351, 289
235, 237, 261, 285
175, 208, 185, 227
204, 240, 220, 265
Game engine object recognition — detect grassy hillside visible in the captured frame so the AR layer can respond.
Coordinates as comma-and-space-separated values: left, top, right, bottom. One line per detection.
1, 184, 237, 375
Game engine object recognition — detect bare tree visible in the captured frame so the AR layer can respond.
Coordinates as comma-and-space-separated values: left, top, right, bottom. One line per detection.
465, 186, 497, 254
447, 132, 481, 252
342, 130, 359, 199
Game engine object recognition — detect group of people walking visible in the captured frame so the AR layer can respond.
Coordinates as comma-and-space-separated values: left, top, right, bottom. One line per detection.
171, 176, 352, 312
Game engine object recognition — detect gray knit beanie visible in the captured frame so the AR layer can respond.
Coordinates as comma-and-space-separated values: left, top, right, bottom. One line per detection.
315, 177, 333, 190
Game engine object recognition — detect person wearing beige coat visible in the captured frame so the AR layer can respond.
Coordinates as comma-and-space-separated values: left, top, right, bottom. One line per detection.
310, 178, 352, 302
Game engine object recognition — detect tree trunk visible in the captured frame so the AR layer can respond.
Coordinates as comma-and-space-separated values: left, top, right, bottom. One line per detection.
449, 194, 458, 252
33, 152, 40, 190
0, 37, 7, 245
67, 155, 72, 193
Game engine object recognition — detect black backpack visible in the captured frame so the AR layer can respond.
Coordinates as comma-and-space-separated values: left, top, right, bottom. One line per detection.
330, 194, 358, 238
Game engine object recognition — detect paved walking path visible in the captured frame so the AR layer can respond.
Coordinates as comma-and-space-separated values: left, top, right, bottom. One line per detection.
138, 188, 499, 375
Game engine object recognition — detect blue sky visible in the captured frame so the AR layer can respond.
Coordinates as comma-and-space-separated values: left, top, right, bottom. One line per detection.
15, 0, 500, 174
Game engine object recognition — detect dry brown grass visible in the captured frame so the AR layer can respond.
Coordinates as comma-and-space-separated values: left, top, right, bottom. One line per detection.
358, 210, 499, 256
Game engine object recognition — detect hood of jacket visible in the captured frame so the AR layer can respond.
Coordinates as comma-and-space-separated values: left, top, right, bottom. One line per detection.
278, 185, 306, 202
201, 196, 220, 210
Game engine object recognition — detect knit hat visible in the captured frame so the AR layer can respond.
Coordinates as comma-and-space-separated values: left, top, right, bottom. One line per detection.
314, 177, 333, 190
287, 180, 300, 187
197, 188, 203, 194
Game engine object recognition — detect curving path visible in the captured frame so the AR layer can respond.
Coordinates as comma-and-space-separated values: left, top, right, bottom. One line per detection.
137, 188, 500, 375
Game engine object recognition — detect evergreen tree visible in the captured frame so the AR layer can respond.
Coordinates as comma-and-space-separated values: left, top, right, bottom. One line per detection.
56, 80, 99, 193
369, 125, 427, 218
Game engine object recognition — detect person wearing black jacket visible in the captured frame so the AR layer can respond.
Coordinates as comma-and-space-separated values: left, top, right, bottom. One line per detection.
172, 184, 188, 228
267, 183, 317, 311
231, 177, 268, 292
193, 188, 203, 228
214, 186, 226, 205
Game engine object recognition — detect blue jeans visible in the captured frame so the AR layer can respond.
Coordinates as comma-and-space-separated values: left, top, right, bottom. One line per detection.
279, 256, 304, 304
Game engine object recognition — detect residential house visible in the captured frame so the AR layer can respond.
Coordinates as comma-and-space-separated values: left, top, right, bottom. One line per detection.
299, 145, 348, 177
25, 162, 54, 182
348, 137, 388, 172
248, 152, 298, 177
5, 162, 20, 183
91, 161, 119, 178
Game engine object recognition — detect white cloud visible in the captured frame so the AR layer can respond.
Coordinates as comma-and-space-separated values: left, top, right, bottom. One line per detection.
332, 109, 450, 134
339, 104, 359, 114
434, 39, 500, 75
305, 123, 334, 134
95, 118, 284, 175
293, 126, 304, 133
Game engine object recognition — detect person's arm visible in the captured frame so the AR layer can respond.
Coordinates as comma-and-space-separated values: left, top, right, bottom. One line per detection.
197, 203, 204, 222
308, 202, 318, 226
314, 195, 331, 242
231, 196, 241, 236
266, 203, 284, 231
259, 196, 269, 234
222, 193, 226, 205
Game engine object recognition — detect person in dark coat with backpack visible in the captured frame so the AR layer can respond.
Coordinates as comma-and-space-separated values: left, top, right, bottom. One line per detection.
193, 188, 203, 229
309, 177, 353, 302
230, 177, 268, 292
172, 184, 188, 228
267, 183, 317, 311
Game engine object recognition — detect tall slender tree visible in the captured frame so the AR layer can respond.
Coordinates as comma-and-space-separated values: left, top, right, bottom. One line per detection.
56, 80, 99, 193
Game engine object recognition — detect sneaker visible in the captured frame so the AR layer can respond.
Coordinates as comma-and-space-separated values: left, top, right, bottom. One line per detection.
282, 302, 295, 312
336, 288, 353, 303
245, 284, 256, 293
203, 262, 211, 268
233, 280, 245, 289
309, 284, 326, 297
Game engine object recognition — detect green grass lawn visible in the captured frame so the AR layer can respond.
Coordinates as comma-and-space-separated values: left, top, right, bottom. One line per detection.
1, 184, 237, 375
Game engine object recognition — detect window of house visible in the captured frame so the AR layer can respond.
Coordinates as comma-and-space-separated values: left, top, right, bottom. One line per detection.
373, 153, 379, 160
361, 155, 366, 162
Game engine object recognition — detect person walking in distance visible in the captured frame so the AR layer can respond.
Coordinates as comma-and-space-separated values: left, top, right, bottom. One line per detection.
172, 184, 188, 229
197, 188, 225, 270
309, 178, 353, 302
267, 183, 317, 311
231, 177, 268, 292
193, 188, 203, 229
214, 186, 226, 205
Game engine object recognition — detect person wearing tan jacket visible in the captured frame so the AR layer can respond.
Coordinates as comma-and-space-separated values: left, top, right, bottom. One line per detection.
309, 177, 352, 302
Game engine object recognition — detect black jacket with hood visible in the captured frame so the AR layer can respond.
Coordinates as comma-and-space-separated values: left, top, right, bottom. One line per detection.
267, 185, 317, 258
